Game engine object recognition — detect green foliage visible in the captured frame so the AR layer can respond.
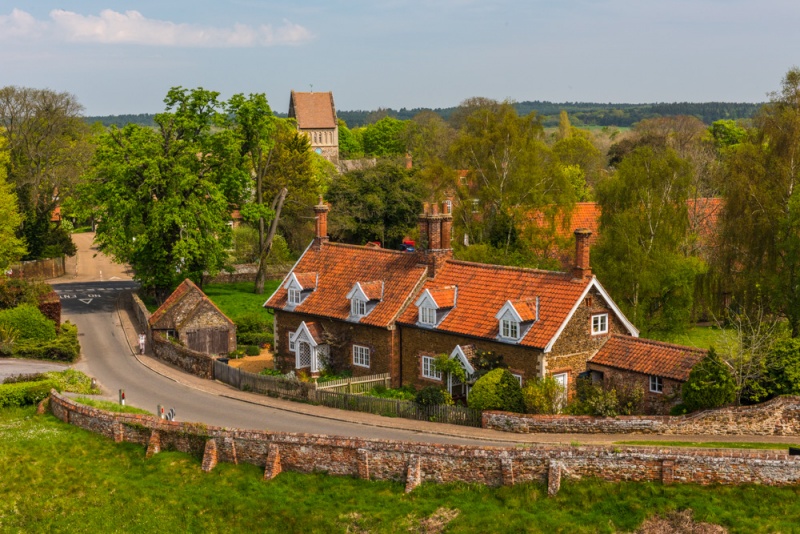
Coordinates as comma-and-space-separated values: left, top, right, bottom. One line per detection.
709, 119, 747, 148
12, 321, 80, 362
361, 116, 407, 156
42, 369, 100, 395
0, 137, 26, 269
0, 304, 56, 342
0, 380, 57, 407
259, 368, 284, 377
432, 353, 466, 383
0, 279, 52, 310
72, 396, 152, 414
764, 338, 800, 397
522, 376, 565, 414
467, 368, 524, 413
367, 385, 416, 401
337, 119, 364, 159
682, 348, 736, 412
244, 345, 261, 356
327, 162, 424, 248
231, 225, 260, 264
0, 323, 18, 355
569, 378, 645, 417
414, 386, 453, 407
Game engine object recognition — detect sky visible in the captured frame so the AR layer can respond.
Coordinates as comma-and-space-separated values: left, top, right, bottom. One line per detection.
1, 1, 798, 116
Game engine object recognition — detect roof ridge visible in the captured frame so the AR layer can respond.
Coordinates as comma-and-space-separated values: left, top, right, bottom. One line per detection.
445, 259, 574, 278
611, 333, 707, 353
325, 242, 409, 256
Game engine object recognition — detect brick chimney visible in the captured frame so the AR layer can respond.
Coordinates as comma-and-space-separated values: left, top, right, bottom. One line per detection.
572, 228, 592, 280
313, 195, 329, 249
417, 201, 454, 278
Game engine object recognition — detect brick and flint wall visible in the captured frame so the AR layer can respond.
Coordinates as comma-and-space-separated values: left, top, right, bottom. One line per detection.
274, 310, 401, 386
49, 391, 800, 494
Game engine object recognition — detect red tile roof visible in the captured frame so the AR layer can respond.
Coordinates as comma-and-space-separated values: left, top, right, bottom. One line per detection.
149, 279, 233, 330
359, 280, 384, 301
295, 273, 318, 290
289, 91, 336, 129
512, 298, 539, 322
304, 321, 325, 344
265, 243, 428, 328
590, 334, 706, 381
428, 286, 457, 309
398, 260, 594, 349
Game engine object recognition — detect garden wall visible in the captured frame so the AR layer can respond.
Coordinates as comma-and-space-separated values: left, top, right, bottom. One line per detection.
151, 333, 215, 380
49, 391, 800, 495
9, 256, 66, 280
129, 293, 152, 346
483, 395, 800, 436
202, 264, 291, 285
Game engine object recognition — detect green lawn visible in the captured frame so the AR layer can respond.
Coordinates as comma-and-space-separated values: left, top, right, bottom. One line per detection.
649, 325, 731, 350
203, 281, 280, 321
2, 407, 800, 532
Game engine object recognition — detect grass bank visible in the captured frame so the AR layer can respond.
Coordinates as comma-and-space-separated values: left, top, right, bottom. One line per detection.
2, 407, 800, 532
202, 280, 280, 321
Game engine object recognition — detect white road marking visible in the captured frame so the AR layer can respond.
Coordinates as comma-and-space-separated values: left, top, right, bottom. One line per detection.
79, 298, 93, 304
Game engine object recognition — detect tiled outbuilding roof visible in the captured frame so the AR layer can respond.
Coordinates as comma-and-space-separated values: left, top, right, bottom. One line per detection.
590, 334, 706, 381
398, 260, 600, 349
265, 243, 428, 328
289, 91, 336, 129
149, 278, 233, 330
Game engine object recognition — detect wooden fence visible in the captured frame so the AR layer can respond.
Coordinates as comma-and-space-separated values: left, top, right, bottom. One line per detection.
315, 373, 391, 394
212, 361, 482, 427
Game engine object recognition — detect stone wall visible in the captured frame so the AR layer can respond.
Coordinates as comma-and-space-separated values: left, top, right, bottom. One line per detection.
130, 293, 152, 346
483, 395, 800, 436
9, 256, 66, 280
202, 264, 291, 285
151, 332, 216, 380
49, 391, 800, 495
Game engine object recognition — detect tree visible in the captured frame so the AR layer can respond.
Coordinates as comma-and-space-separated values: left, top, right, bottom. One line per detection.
361, 116, 407, 157
467, 368, 524, 412
594, 146, 706, 334
0, 134, 26, 270
327, 162, 424, 248
682, 348, 736, 411
337, 119, 363, 159
88, 87, 233, 300
718, 68, 800, 337
0, 86, 94, 259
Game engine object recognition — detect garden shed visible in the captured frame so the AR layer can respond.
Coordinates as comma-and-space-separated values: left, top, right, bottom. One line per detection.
149, 279, 236, 356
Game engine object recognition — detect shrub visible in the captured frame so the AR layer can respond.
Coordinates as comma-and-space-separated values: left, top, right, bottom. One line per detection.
682, 347, 736, 412
237, 332, 272, 347
3, 372, 46, 384
414, 386, 453, 407
368, 385, 416, 400
467, 368, 524, 413
764, 338, 800, 397
0, 304, 56, 342
259, 368, 283, 377
43, 369, 100, 394
0, 323, 20, 355
569, 378, 645, 416
12, 321, 80, 362
0, 279, 52, 310
0, 380, 58, 407
235, 312, 270, 334
522, 376, 565, 414
244, 345, 261, 356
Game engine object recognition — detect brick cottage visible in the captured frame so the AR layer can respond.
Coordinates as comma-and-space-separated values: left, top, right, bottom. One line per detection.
265, 199, 706, 413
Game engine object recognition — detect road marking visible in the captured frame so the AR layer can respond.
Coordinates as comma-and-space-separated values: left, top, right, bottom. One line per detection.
79, 298, 93, 304
110, 276, 121, 280
87, 294, 101, 298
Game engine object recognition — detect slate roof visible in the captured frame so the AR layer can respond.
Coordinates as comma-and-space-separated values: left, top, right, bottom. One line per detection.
265, 243, 428, 328
289, 91, 336, 129
590, 334, 707, 381
398, 260, 596, 349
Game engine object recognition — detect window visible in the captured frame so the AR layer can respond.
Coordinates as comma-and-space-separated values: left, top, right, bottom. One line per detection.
288, 330, 296, 352
501, 318, 520, 340
351, 298, 366, 317
297, 342, 311, 368
422, 355, 442, 380
288, 288, 302, 305
512, 373, 523, 387
419, 306, 436, 325
592, 313, 608, 335
353, 345, 371, 368
649, 375, 663, 393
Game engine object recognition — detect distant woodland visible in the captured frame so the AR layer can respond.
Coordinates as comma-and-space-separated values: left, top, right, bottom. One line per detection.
84, 101, 762, 129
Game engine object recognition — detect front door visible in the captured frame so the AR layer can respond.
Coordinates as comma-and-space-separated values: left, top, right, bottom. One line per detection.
553, 372, 568, 409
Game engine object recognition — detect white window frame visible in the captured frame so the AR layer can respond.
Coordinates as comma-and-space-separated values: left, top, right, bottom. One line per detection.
351, 298, 367, 317
352, 345, 371, 368
592, 313, 609, 335
649, 375, 663, 394
512, 373, 523, 387
288, 330, 296, 352
419, 306, 436, 326
501, 318, 520, 340
422, 355, 442, 381
288, 288, 302, 305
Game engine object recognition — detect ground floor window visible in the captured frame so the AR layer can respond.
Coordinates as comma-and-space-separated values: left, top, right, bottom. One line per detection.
649, 375, 663, 393
296, 341, 312, 369
288, 330, 296, 352
353, 345, 370, 368
422, 355, 442, 380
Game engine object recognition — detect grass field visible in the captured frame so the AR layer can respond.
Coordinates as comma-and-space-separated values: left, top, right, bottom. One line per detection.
3, 407, 800, 532
203, 281, 281, 321
649, 325, 730, 350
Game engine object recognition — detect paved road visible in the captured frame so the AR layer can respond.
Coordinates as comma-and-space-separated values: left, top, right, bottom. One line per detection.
0, 359, 69, 381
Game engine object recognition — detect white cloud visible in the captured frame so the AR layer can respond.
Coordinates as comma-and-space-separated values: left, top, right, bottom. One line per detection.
0, 8, 313, 47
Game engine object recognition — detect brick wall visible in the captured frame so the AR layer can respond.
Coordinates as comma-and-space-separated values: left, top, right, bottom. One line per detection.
151, 332, 216, 380
483, 395, 800, 436
49, 391, 800, 494
587, 363, 683, 414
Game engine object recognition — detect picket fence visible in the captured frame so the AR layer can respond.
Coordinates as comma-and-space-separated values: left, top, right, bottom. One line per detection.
212, 360, 482, 427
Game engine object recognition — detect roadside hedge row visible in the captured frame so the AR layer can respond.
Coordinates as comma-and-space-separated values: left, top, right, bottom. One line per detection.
0, 380, 58, 408
11, 322, 80, 362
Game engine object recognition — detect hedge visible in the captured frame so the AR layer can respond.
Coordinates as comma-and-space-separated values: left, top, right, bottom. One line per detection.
0, 304, 56, 342
12, 322, 80, 362
468, 368, 525, 412
0, 380, 58, 408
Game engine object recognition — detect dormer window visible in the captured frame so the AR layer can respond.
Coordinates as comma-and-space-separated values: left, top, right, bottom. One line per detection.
288, 288, 302, 305
495, 298, 538, 343
501, 318, 520, 340
414, 286, 457, 328
419, 306, 436, 325
351, 298, 367, 317
283, 272, 317, 308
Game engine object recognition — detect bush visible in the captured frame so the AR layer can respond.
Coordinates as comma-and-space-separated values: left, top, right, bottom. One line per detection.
0, 279, 52, 310
368, 385, 416, 401
244, 345, 261, 356
765, 338, 800, 397
259, 368, 284, 377
44, 369, 99, 394
522, 376, 565, 414
12, 322, 80, 362
569, 378, 645, 416
414, 386, 453, 407
0, 304, 56, 342
235, 312, 270, 334
237, 332, 272, 347
0, 380, 58, 407
3, 372, 46, 384
467, 368, 524, 413
682, 347, 736, 412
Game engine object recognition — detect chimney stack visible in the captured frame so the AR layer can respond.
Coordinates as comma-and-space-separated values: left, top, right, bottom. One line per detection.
572, 228, 592, 280
417, 201, 454, 278
313, 195, 329, 249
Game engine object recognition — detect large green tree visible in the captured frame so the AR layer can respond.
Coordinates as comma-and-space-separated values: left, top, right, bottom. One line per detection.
0, 135, 26, 270
0, 86, 93, 259
594, 146, 706, 334
719, 68, 800, 337
88, 88, 233, 299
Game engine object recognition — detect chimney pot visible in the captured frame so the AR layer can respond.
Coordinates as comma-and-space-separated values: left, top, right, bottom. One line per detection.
313, 196, 330, 247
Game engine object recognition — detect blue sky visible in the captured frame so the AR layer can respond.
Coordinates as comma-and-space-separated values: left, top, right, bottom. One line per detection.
1, 1, 798, 116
